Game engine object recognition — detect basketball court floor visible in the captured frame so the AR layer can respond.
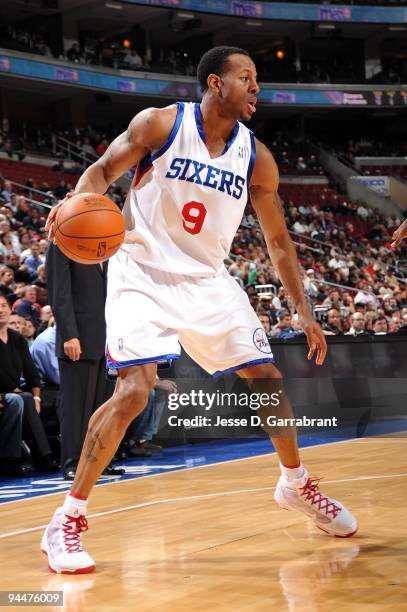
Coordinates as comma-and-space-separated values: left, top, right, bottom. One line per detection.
1, 433, 406, 611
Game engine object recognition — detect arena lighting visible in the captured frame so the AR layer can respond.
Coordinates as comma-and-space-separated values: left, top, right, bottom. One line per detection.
389, 25, 406, 31
276, 49, 285, 60
318, 23, 336, 30
105, 2, 123, 9
245, 20, 262, 26
123, 39, 131, 48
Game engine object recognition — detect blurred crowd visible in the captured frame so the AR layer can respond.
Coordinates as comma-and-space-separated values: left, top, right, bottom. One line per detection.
2, 24, 407, 85
337, 138, 407, 162
227, 196, 406, 338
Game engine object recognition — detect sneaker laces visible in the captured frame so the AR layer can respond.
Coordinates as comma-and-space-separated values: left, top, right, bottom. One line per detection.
299, 478, 341, 519
62, 515, 88, 553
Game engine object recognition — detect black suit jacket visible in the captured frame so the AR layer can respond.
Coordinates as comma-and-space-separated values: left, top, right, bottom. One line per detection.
46, 244, 107, 360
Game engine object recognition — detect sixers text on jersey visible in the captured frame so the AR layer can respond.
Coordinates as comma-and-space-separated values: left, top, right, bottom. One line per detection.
165, 157, 245, 200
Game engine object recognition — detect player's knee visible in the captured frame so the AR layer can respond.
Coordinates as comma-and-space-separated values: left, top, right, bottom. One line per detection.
112, 384, 151, 423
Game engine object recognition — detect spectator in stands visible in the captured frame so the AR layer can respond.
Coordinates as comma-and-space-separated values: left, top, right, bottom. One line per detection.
0, 294, 57, 473
345, 312, 369, 336
259, 312, 272, 340
96, 139, 109, 157
0, 266, 17, 302
277, 313, 305, 340
25, 241, 45, 278
372, 316, 388, 335
322, 308, 343, 336
23, 206, 44, 232
389, 314, 401, 334
303, 268, 318, 300
123, 49, 143, 70
67, 43, 82, 63
30, 323, 60, 387
271, 310, 293, 338
8, 312, 25, 334
22, 317, 36, 347
53, 180, 69, 200
13, 285, 41, 328
1, 180, 14, 202
81, 137, 97, 160
33, 263, 47, 288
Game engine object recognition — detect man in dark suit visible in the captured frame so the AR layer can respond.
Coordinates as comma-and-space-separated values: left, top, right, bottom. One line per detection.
46, 243, 124, 479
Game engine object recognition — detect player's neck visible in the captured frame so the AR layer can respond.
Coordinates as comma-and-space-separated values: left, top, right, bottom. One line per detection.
199, 98, 238, 145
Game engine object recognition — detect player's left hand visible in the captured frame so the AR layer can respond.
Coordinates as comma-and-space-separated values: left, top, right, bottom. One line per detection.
300, 315, 327, 366
391, 219, 407, 249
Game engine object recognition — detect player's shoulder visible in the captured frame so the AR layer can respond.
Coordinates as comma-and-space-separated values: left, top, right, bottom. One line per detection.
128, 104, 180, 150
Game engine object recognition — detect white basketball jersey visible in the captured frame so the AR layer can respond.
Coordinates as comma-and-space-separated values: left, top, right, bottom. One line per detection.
121, 101, 256, 277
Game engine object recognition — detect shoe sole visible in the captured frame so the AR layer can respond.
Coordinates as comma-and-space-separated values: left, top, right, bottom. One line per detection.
317, 525, 358, 538
276, 499, 358, 538
41, 549, 96, 574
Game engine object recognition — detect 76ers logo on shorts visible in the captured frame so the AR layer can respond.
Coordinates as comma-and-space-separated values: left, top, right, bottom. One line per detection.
253, 328, 272, 354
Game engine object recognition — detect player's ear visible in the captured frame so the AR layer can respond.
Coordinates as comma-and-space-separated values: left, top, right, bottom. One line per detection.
207, 73, 223, 94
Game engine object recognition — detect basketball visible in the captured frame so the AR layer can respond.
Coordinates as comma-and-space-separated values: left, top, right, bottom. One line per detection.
54, 192, 125, 264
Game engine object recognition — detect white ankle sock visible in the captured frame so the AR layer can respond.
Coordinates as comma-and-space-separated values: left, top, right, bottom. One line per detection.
280, 463, 305, 481
62, 493, 88, 519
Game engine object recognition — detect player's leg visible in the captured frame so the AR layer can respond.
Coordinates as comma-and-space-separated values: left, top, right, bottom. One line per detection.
41, 363, 157, 574
179, 270, 357, 537
237, 361, 358, 537
71, 363, 157, 496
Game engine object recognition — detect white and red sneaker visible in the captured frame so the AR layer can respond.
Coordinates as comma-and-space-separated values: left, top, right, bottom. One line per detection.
41, 507, 95, 574
274, 470, 358, 537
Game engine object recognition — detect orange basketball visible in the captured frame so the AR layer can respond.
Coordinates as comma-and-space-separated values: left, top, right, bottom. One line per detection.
54, 193, 125, 264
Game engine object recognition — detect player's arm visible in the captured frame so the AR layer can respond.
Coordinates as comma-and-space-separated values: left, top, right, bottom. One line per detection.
46, 105, 177, 238
391, 218, 407, 249
249, 138, 327, 365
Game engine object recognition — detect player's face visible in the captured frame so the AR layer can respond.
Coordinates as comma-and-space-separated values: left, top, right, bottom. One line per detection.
219, 54, 260, 121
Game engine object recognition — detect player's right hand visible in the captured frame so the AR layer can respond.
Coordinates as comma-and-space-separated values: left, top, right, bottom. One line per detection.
45, 192, 74, 242
64, 338, 82, 361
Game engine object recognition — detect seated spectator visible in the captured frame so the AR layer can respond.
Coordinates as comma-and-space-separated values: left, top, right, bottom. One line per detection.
12, 285, 41, 327
372, 316, 388, 335
277, 313, 306, 340
389, 314, 401, 334
345, 313, 370, 336
322, 308, 344, 336
271, 310, 293, 338
67, 42, 82, 63
24, 241, 45, 278
123, 49, 143, 70
259, 312, 272, 340
8, 312, 25, 334
0, 294, 57, 473
303, 268, 318, 299
22, 317, 36, 347
30, 323, 60, 387
0, 266, 17, 303
33, 263, 47, 289
22, 207, 44, 232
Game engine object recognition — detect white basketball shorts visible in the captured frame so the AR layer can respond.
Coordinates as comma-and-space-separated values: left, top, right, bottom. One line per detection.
105, 249, 275, 377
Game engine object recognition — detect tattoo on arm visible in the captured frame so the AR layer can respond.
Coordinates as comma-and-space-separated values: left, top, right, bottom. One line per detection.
85, 429, 106, 464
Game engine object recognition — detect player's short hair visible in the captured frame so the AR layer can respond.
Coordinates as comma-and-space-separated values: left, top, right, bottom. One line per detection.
197, 46, 251, 91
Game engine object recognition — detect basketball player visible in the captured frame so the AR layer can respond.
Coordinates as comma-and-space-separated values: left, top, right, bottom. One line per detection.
392, 218, 407, 248
42, 47, 357, 574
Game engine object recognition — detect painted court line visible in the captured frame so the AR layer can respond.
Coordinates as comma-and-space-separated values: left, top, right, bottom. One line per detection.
1, 471, 407, 540
0, 436, 364, 508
